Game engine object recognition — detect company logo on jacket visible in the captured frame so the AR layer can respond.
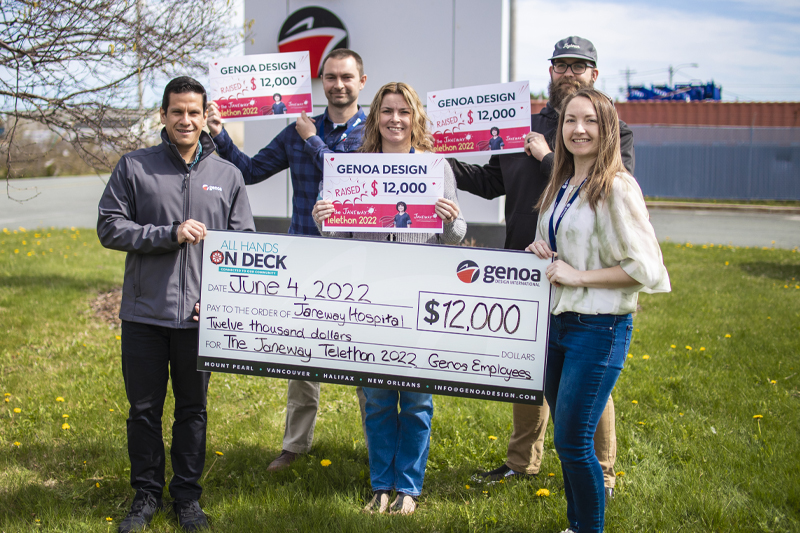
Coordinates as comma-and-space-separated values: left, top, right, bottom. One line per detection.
203, 184, 222, 192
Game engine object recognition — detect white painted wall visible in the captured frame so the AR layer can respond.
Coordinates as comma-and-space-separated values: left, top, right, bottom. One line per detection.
241, 0, 506, 223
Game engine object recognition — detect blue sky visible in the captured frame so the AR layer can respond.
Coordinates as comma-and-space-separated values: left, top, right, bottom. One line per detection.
514, 0, 800, 101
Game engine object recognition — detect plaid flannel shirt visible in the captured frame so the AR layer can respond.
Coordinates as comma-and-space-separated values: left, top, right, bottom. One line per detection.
213, 108, 367, 235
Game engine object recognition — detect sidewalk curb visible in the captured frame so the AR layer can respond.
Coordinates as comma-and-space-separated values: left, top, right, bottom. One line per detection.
646, 201, 800, 214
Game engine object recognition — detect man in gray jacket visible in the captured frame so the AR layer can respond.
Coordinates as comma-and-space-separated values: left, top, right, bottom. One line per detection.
98, 76, 254, 532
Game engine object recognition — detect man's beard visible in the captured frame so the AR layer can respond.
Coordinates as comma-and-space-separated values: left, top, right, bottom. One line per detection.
548, 77, 594, 111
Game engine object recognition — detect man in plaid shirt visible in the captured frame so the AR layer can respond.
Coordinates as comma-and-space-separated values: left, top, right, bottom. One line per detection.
207, 49, 368, 470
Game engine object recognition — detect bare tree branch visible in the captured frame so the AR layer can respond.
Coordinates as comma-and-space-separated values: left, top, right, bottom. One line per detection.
1, 0, 244, 198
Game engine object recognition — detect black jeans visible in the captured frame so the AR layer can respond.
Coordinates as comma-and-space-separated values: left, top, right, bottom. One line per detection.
121, 320, 210, 501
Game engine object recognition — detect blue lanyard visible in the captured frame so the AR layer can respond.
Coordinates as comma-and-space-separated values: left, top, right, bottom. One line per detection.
318, 110, 364, 149
548, 178, 586, 254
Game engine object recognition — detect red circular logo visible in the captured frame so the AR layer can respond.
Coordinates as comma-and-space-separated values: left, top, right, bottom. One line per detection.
210, 250, 224, 265
278, 7, 349, 78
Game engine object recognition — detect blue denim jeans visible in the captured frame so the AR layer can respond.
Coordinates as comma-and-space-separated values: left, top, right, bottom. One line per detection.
545, 312, 632, 533
363, 388, 433, 497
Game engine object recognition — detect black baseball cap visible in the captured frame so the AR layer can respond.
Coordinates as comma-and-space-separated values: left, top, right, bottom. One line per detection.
549, 36, 597, 64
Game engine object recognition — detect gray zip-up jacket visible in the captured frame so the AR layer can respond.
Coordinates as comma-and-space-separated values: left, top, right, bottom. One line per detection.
98, 129, 255, 329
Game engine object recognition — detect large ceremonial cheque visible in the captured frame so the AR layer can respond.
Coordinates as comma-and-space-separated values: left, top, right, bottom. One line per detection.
321, 153, 445, 233
427, 81, 531, 155
208, 51, 313, 121
197, 231, 552, 405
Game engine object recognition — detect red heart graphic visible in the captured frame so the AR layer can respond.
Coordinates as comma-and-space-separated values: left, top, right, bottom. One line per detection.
330, 157, 335, 161
214, 63, 218, 65
432, 182, 436, 185
432, 95, 436, 98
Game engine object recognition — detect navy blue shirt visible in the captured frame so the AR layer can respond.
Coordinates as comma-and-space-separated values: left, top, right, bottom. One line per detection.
213, 107, 367, 235
394, 212, 411, 228
489, 136, 504, 151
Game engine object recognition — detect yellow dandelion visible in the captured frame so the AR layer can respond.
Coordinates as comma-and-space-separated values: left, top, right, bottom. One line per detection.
14, 249, 19, 254
724, 261, 729, 266
56, 397, 64, 402
670, 344, 676, 348
13, 442, 21, 447
686, 346, 692, 350
109, 409, 114, 412
115, 336, 121, 340
482, 490, 488, 494
62, 422, 70, 430
215, 451, 224, 456
62, 414, 70, 418
753, 414, 763, 419
106, 517, 113, 522
616, 471, 625, 477
724, 334, 731, 338
96, 482, 100, 488
785, 285, 789, 289
767, 317, 771, 320
638, 421, 646, 425
679, 413, 684, 416
3, 393, 10, 397
535, 488, 550, 497
488, 435, 498, 441
631, 400, 638, 404
700, 347, 705, 351
770, 380, 777, 385
548, 473, 555, 477
627, 353, 632, 358
320, 459, 332, 467
13, 408, 21, 413
465, 484, 470, 489
4, 397, 9, 403
642, 355, 650, 360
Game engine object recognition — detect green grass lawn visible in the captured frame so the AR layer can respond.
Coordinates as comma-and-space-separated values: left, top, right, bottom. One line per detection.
1, 227, 798, 532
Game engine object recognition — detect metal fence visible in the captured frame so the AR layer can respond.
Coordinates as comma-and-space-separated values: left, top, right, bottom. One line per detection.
629, 126, 800, 200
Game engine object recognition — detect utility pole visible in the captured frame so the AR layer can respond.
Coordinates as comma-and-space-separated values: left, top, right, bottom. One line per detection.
620, 67, 636, 99
668, 63, 699, 87
508, 0, 516, 82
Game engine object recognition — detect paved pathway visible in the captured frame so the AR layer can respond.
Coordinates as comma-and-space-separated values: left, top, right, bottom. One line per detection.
3, 177, 799, 249
649, 208, 800, 249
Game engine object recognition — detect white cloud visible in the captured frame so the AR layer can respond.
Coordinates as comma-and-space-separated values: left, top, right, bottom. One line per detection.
515, 0, 800, 101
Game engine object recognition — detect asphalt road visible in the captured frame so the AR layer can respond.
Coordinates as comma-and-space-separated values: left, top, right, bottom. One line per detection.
2, 176, 799, 249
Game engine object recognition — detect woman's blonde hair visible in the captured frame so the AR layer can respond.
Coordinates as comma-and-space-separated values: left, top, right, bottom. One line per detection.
535, 88, 625, 212
359, 82, 434, 154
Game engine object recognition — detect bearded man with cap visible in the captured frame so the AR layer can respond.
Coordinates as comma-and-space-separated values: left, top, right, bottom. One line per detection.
447, 36, 635, 502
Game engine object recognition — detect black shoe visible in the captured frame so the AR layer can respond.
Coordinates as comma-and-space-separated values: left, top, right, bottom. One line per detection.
118, 491, 162, 533
474, 463, 533, 482
605, 487, 614, 507
173, 500, 209, 531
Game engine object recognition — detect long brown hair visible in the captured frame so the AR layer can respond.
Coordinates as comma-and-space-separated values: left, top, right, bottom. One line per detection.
535, 89, 625, 212
359, 82, 434, 154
